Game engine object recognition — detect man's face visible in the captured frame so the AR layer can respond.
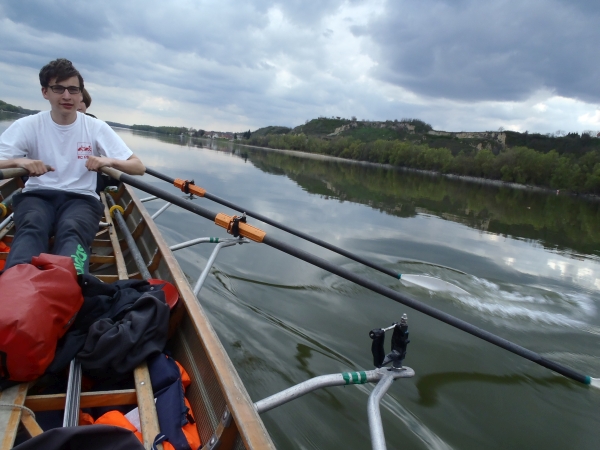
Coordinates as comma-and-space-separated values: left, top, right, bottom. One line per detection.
77, 100, 87, 113
42, 76, 82, 117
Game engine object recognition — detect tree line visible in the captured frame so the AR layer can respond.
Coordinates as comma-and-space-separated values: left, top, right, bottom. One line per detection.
131, 124, 189, 135
245, 149, 600, 254
0, 100, 39, 115
245, 133, 600, 194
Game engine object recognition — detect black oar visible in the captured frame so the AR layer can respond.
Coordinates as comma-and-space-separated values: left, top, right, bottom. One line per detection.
0, 188, 21, 220
144, 167, 465, 293
103, 167, 599, 388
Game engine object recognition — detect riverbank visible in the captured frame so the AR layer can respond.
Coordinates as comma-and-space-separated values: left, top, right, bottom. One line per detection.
235, 141, 600, 202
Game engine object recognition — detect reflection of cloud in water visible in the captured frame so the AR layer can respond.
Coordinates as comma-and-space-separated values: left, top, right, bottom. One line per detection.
548, 259, 568, 275
546, 258, 599, 291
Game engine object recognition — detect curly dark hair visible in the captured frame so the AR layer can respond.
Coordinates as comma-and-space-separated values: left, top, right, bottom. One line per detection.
81, 88, 92, 108
39, 58, 84, 89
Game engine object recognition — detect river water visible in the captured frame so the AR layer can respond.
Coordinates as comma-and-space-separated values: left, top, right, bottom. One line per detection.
2, 112, 600, 449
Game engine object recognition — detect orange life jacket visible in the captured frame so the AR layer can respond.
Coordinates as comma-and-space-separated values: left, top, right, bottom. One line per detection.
79, 356, 201, 450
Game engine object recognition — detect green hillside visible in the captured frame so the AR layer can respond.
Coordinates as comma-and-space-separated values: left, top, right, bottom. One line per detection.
253, 117, 505, 155
251, 126, 292, 137
0, 100, 39, 115
246, 117, 600, 195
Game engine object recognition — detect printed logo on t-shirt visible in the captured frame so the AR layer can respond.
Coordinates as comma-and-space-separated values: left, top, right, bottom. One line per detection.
77, 142, 92, 159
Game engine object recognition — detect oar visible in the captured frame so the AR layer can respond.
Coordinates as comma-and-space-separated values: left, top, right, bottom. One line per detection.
0, 165, 52, 181
0, 167, 29, 181
0, 188, 22, 219
102, 167, 600, 388
144, 167, 465, 294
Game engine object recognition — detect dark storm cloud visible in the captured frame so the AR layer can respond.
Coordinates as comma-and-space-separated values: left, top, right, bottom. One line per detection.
0, 0, 346, 93
362, 0, 600, 103
0, 1, 112, 40
0, 0, 597, 133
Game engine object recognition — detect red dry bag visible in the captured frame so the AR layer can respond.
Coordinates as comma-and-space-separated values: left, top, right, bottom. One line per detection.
0, 254, 83, 382
0, 240, 9, 271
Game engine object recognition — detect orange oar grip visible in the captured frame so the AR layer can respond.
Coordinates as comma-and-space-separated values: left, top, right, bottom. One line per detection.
215, 213, 266, 243
174, 178, 206, 197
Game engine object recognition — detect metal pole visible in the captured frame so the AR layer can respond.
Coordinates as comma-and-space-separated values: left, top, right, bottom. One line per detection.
151, 202, 172, 220
0, 221, 13, 241
254, 368, 414, 414
193, 240, 246, 296
170, 237, 236, 252
170, 237, 214, 251
63, 359, 82, 427
367, 372, 395, 450
0, 213, 13, 231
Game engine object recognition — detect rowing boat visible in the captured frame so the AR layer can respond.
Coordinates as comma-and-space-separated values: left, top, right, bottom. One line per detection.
2, 162, 597, 449
0, 175, 275, 449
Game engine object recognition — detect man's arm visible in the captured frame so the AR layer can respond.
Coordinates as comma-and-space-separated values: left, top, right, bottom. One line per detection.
0, 158, 54, 176
0, 119, 53, 176
85, 154, 145, 175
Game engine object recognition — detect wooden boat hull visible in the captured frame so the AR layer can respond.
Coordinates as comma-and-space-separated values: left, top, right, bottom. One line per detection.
0, 177, 274, 449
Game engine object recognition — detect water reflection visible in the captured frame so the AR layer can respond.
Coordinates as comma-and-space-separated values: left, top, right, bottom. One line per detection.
182, 138, 600, 293
415, 372, 571, 407
187, 137, 600, 259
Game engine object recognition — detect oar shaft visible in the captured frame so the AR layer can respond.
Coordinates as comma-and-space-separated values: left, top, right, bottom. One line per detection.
145, 167, 175, 184
204, 191, 400, 278
145, 167, 400, 279
105, 168, 591, 385
105, 193, 152, 280
0, 188, 21, 219
1, 188, 21, 204
103, 168, 218, 224
262, 235, 589, 384
0, 165, 52, 181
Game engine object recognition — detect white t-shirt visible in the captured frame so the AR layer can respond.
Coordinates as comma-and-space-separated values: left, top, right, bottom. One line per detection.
0, 111, 133, 199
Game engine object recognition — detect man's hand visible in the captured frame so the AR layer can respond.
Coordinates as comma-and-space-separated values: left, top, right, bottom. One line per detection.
14, 158, 54, 177
86, 156, 114, 172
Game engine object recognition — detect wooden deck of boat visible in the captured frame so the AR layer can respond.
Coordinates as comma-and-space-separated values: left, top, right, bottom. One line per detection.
0, 178, 275, 449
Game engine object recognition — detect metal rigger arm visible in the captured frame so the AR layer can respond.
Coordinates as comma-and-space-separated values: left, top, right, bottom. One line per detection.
253, 317, 415, 450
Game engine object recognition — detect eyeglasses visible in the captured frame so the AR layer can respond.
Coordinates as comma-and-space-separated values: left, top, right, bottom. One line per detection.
48, 85, 81, 95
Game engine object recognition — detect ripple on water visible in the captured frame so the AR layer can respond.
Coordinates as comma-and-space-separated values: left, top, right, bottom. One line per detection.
448, 276, 598, 334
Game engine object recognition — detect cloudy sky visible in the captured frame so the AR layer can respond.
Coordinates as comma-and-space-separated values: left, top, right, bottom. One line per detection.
0, 0, 599, 134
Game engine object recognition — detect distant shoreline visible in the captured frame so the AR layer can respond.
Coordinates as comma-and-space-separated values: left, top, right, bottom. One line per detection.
235, 142, 600, 202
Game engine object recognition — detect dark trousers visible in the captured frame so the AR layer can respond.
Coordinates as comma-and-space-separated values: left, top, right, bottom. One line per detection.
6, 190, 104, 274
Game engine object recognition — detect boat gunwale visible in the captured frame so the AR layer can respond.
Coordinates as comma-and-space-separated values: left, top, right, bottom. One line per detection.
122, 185, 275, 450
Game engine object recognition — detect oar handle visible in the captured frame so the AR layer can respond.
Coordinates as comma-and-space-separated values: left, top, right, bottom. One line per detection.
0, 165, 53, 181
101, 166, 122, 180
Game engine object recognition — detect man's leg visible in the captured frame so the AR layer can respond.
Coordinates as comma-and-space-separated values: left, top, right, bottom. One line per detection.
52, 194, 104, 275
5, 192, 56, 270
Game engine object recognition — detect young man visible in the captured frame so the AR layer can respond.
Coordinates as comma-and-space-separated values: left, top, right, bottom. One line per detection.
0, 58, 145, 274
